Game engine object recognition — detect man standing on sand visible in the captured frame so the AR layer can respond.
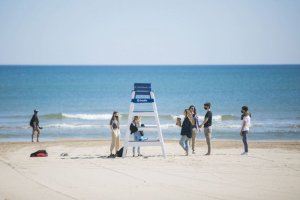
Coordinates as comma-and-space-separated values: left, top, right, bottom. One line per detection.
30, 109, 42, 142
199, 102, 212, 155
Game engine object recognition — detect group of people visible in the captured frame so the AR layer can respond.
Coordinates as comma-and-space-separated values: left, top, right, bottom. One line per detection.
177, 103, 251, 156
176, 103, 212, 156
108, 112, 146, 158
29, 103, 251, 157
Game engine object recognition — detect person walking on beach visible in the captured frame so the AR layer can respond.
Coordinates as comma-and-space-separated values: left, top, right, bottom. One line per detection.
177, 109, 195, 156
109, 111, 120, 158
199, 103, 212, 155
240, 106, 251, 155
130, 116, 142, 157
30, 109, 42, 142
189, 105, 199, 154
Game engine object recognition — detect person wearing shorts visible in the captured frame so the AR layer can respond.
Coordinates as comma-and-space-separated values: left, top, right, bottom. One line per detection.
199, 103, 212, 155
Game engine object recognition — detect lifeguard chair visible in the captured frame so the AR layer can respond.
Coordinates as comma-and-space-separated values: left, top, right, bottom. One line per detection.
122, 83, 166, 158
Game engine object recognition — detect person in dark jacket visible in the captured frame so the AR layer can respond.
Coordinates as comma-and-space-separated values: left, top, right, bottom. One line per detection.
177, 109, 195, 156
30, 109, 42, 142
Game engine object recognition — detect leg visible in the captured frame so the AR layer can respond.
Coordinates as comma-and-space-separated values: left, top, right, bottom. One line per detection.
204, 128, 211, 155
242, 131, 248, 153
132, 147, 135, 157
179, 136, 186, 151
31, 128, 35, 142
115, 130, 120, 154
185, 137, 190, 155
36, 128, 40, 142
191, 128, 196, 152
110, 131, 116, 154
137, 147, 141, 156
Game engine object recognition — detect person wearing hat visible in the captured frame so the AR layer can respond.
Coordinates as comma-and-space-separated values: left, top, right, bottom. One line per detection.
199, 102, 212, 155
240, 106, 251, 155
30, 109, 42, 142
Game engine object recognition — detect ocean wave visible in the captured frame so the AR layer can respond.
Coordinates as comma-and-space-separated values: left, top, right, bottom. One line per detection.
43, 123, 104, 129
171, 114, 238, 121
41, 113, 112, 120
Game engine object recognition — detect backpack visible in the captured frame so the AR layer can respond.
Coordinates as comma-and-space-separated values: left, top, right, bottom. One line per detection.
116, 147, 124, 157
30, 150, 48, 157
30, 117, 34, 127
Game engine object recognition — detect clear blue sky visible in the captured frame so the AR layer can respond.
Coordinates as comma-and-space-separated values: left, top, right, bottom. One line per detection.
0, 0, 299, 65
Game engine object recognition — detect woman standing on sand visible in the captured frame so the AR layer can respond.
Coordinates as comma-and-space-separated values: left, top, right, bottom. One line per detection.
109, 111, 120, 157
189, 105, 199, 154
240, 106, 251, 155
177, 109, 195, 156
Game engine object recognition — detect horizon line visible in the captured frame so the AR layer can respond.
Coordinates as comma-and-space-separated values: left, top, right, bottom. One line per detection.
0, 64, 300, 67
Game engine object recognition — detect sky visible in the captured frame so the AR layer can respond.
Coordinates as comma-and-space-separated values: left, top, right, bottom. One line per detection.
0, 0, 299, 65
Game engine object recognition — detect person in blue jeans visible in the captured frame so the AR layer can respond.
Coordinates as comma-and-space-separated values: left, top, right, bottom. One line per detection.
177, 109, 195, 156
130, 116, 142, 157
240, 106, 251, 155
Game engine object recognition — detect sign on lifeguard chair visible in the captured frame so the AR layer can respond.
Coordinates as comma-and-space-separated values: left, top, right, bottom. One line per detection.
122, 83, 166, 158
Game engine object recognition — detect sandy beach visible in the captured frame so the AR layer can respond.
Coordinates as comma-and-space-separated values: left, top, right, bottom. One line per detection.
0, 140, 299, 200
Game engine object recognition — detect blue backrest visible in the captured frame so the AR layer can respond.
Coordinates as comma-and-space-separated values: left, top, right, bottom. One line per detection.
134, 83, 151, 95
132, 83, 153, 103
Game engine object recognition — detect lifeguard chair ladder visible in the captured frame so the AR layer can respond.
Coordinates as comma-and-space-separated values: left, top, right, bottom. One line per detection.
122, 83, 166, 158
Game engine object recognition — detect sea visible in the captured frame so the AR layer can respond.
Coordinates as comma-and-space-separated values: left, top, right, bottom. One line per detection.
0, 65, 300, 142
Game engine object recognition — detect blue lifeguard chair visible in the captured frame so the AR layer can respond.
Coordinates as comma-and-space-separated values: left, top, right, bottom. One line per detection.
122, 83, 166, 158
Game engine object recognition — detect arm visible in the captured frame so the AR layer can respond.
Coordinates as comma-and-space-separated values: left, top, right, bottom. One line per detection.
199, 118, 208, 128
240, 120, 246, 136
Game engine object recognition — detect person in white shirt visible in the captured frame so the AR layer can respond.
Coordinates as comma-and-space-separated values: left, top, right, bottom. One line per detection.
240, 106, 251, 155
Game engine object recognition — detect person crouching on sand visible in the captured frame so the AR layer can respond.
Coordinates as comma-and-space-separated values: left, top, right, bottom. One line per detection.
130, 116, 142, 157
109, 111, 120, 158
240, 106, 251, 155
177, 109, 195, 156
30, 109, 42, 142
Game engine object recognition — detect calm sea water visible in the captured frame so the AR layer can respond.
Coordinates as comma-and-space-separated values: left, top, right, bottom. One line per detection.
0, 65, 300, 142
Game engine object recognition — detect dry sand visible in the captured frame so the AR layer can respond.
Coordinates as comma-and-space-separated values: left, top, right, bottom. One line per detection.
0, 140, 299, 200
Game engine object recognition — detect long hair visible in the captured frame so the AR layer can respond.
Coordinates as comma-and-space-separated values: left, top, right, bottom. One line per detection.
110, 111, 119, 125
189, 105, 197, 116
185, 109, 195, 126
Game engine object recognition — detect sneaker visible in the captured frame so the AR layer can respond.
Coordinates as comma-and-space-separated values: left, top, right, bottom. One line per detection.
138, 154, 143, 157
185, 150, 189, 156
205, 152, 210, 156
241, 152, 248, 155
192, 150, 195, 154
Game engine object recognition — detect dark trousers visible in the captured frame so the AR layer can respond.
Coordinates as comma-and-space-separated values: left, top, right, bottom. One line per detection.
241, 131, 248, 152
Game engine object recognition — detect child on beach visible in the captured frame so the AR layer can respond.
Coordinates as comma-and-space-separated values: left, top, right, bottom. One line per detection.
240, 106, 251, 155
177, 109, 195, 156
130, 116, 143, 157
109, 111, 120, 157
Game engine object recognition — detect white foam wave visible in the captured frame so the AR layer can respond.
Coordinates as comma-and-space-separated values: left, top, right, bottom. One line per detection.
171, 115, 229, 121
44, 123, 106, 129
62, 113, 112, 120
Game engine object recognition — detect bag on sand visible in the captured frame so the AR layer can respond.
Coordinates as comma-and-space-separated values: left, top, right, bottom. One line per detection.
30, 150, 48, 157
116, 147, 124, 157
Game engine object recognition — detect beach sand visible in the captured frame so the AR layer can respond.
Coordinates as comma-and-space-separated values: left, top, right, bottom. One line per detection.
0, 140, 299, 200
